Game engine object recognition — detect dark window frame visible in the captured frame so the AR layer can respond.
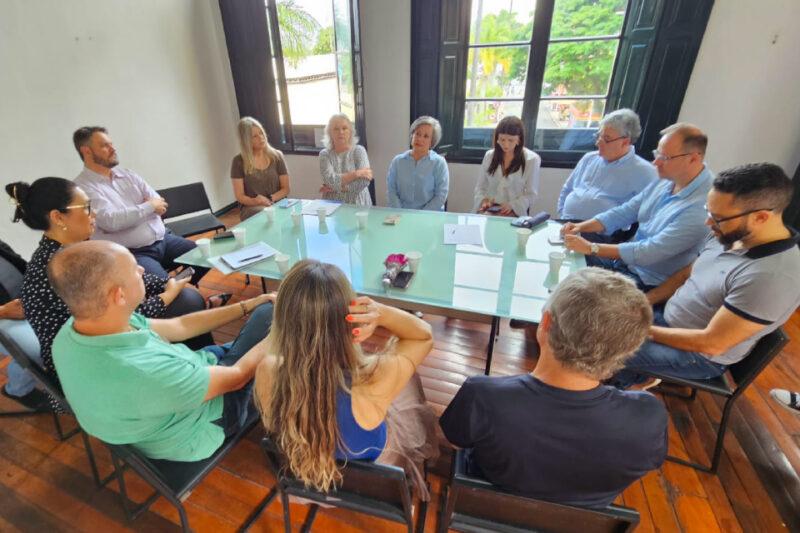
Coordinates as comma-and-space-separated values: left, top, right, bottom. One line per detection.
219, 0, 367, 156
411, 0, 715, 168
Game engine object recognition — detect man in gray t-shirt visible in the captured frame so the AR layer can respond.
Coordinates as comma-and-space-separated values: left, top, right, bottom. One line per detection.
611, 163, 800, 389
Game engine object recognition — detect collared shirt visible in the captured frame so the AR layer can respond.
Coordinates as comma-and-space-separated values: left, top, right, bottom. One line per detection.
558, 147, 658, 220
386, 150, 449, 211
665, 231, 800, 365
52, 312, 224, 461
75, 166, 165, 249
21, 236, 169, 412
439, 374, 667, 509
473, 148, 541, 216
595, 166, 713, 286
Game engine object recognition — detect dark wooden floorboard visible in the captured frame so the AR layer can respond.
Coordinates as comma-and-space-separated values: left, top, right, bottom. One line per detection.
1, 208, 799, 531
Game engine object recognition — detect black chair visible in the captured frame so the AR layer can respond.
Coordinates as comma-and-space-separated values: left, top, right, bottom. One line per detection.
104, 410, 275, 532
438, 449, 640, 533
245, 436, 427, 533
156, 182, 225, 237
0, 324, 110, 487
643, 327, 789, 473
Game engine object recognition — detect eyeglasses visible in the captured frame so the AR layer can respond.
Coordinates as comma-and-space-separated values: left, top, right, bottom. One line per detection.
651, 150, 696, 162
704, 204, 773, 225
64, 201, 92, 215
593, 132, 627, 144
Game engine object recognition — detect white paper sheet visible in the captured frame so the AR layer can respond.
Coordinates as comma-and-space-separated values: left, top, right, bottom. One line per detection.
443, 224, 483, 245
209, 242, 278, 274
301, 200, 341, 216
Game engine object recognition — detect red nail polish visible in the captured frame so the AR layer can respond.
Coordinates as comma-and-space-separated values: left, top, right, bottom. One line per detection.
353, 328, 360, 336
346, 314, 353, 322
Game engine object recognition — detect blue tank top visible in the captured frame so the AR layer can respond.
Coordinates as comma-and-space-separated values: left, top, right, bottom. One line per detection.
334, 386, 387, 461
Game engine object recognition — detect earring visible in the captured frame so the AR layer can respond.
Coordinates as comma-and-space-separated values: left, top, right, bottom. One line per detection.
60, 224, 68, 231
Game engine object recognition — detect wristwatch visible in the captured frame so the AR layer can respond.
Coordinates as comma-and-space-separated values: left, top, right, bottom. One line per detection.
268, 193, 274, 203
590, 243, 600, 256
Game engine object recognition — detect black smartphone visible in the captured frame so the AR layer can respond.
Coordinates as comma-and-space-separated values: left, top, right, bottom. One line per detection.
486, 205, 502, 213
173, 266, 195, 281
392, 270, 414, 289
213, 230, 234, 240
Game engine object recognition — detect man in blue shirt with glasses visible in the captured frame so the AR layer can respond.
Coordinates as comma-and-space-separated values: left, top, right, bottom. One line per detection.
562, 123, 712, 290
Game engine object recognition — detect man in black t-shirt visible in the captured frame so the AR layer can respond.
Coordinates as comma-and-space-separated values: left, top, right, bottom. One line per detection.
440, 268, 667, 509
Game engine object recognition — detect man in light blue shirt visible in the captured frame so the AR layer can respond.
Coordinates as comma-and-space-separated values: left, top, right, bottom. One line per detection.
558, 109, 657, 225
563, 123, 712, 289
386, 116, 449, 211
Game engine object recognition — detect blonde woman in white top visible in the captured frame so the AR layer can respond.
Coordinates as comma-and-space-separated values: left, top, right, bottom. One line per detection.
473, 116, 541, 216
318, 114, 373, 206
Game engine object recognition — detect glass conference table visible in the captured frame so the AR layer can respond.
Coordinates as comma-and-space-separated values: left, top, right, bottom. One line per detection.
176, 201, 586, 374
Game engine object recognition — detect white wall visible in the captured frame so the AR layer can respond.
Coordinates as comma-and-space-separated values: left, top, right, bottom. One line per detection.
679, 0, 800, 176
2, 0, 799, 259
0, 0, 241, 258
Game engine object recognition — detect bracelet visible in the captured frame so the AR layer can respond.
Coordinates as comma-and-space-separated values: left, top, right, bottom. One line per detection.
240, 301, 249, 317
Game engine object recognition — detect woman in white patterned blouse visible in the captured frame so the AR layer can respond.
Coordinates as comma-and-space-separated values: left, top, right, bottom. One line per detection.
318, 114, 373, 206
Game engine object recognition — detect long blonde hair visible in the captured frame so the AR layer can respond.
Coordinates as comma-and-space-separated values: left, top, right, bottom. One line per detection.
254, 259, 375, 492
237, 117, 281, 175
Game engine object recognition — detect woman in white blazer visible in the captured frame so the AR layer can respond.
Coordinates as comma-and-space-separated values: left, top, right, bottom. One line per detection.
473, 116, 541, 217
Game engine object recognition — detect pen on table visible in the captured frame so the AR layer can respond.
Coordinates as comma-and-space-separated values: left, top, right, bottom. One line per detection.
238, 254, 263, 262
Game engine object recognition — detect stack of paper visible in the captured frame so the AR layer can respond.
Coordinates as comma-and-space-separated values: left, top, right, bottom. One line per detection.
443, 224, 483, 245
219, 242, 277, 270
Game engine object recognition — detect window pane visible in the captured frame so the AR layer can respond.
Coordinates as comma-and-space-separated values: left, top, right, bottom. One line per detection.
465, 46, 529, 99
275, 0, 341, 144
464, 100, 524, 129
550, 0, 627, 39
533, 98, 605, 151
469, 0, 536, 45
332, 0, 355, 120
541, 40, 619, 97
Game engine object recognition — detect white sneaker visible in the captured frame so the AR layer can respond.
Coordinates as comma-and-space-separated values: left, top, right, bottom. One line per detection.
770, 389, 800, 415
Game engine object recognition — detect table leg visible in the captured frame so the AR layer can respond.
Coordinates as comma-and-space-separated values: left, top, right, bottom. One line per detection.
484, 316, 499, 375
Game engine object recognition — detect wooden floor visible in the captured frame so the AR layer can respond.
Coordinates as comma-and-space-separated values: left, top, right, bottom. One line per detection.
1, 210, 799, 532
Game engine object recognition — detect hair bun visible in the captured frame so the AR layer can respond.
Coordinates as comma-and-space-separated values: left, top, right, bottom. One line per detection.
5, 181, 31, 205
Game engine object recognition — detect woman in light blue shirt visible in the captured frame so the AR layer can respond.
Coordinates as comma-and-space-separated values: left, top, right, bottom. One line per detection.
386, 116, 449, 211
474, 116, 541, 216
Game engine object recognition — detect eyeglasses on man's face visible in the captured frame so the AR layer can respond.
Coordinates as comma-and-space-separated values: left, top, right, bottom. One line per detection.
593, 132, 627, 144
651, 150, 696, 162
704, 203, 773, 225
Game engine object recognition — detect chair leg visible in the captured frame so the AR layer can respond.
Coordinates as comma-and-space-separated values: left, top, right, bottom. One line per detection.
80, 432, 116, 488
238, 487, 278, 533
245, 274, 251, 286
261, 277, 267, 293
300, 504, 318, 533
438, 486, 454, 533
176, 502, 191, 533
112, 453, 134, 520
709, 398, 735, 474
281, 491, 291, 533
415, 496, 428, 533
52, 411, 80, 441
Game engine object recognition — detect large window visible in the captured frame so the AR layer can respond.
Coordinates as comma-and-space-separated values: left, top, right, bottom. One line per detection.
411, 0, 715, 166
219, 0, 366, 153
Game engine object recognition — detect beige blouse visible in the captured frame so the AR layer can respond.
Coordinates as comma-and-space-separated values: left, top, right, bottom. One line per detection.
230, 152, 288, 220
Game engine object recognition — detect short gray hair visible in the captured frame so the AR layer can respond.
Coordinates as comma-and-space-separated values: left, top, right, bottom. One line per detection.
48, 241, 127, 319
600, 108, 642, 143
545, 268, 652, 379
322, 113, 359, 151
409, 116, 442, 148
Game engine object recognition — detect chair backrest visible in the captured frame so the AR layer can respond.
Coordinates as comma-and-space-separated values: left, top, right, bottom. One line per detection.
0, 322, 71, 413
261, 436, 413, 515
727, 328, 788, 389
447, 450, 639, 533
156, 182, 213, 219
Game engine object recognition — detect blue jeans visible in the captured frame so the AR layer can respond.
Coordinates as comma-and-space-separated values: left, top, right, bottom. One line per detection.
609, 310, 727, 389
129, 231, 209, 284
208, 303, 274, 437
585, 255, 654, 292
1, 319, 43, 397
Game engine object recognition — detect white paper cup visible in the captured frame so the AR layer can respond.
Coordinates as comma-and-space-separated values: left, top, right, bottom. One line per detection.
516, 228, 532, 250
356, 211, 368, 229
263, 206, 275, 222
196, 238, 211, 257
406, 251, 422, 272
549, 251, 566, 278
317, 207, 327, 223
291, 211, 302, 227
233, 227, 246, 246
275, 253, 290, 274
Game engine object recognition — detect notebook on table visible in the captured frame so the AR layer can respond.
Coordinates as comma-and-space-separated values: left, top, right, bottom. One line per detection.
219, 242, 277, 270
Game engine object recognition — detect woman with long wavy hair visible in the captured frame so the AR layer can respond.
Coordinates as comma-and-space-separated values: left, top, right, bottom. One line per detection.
254, 259, 438, 498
